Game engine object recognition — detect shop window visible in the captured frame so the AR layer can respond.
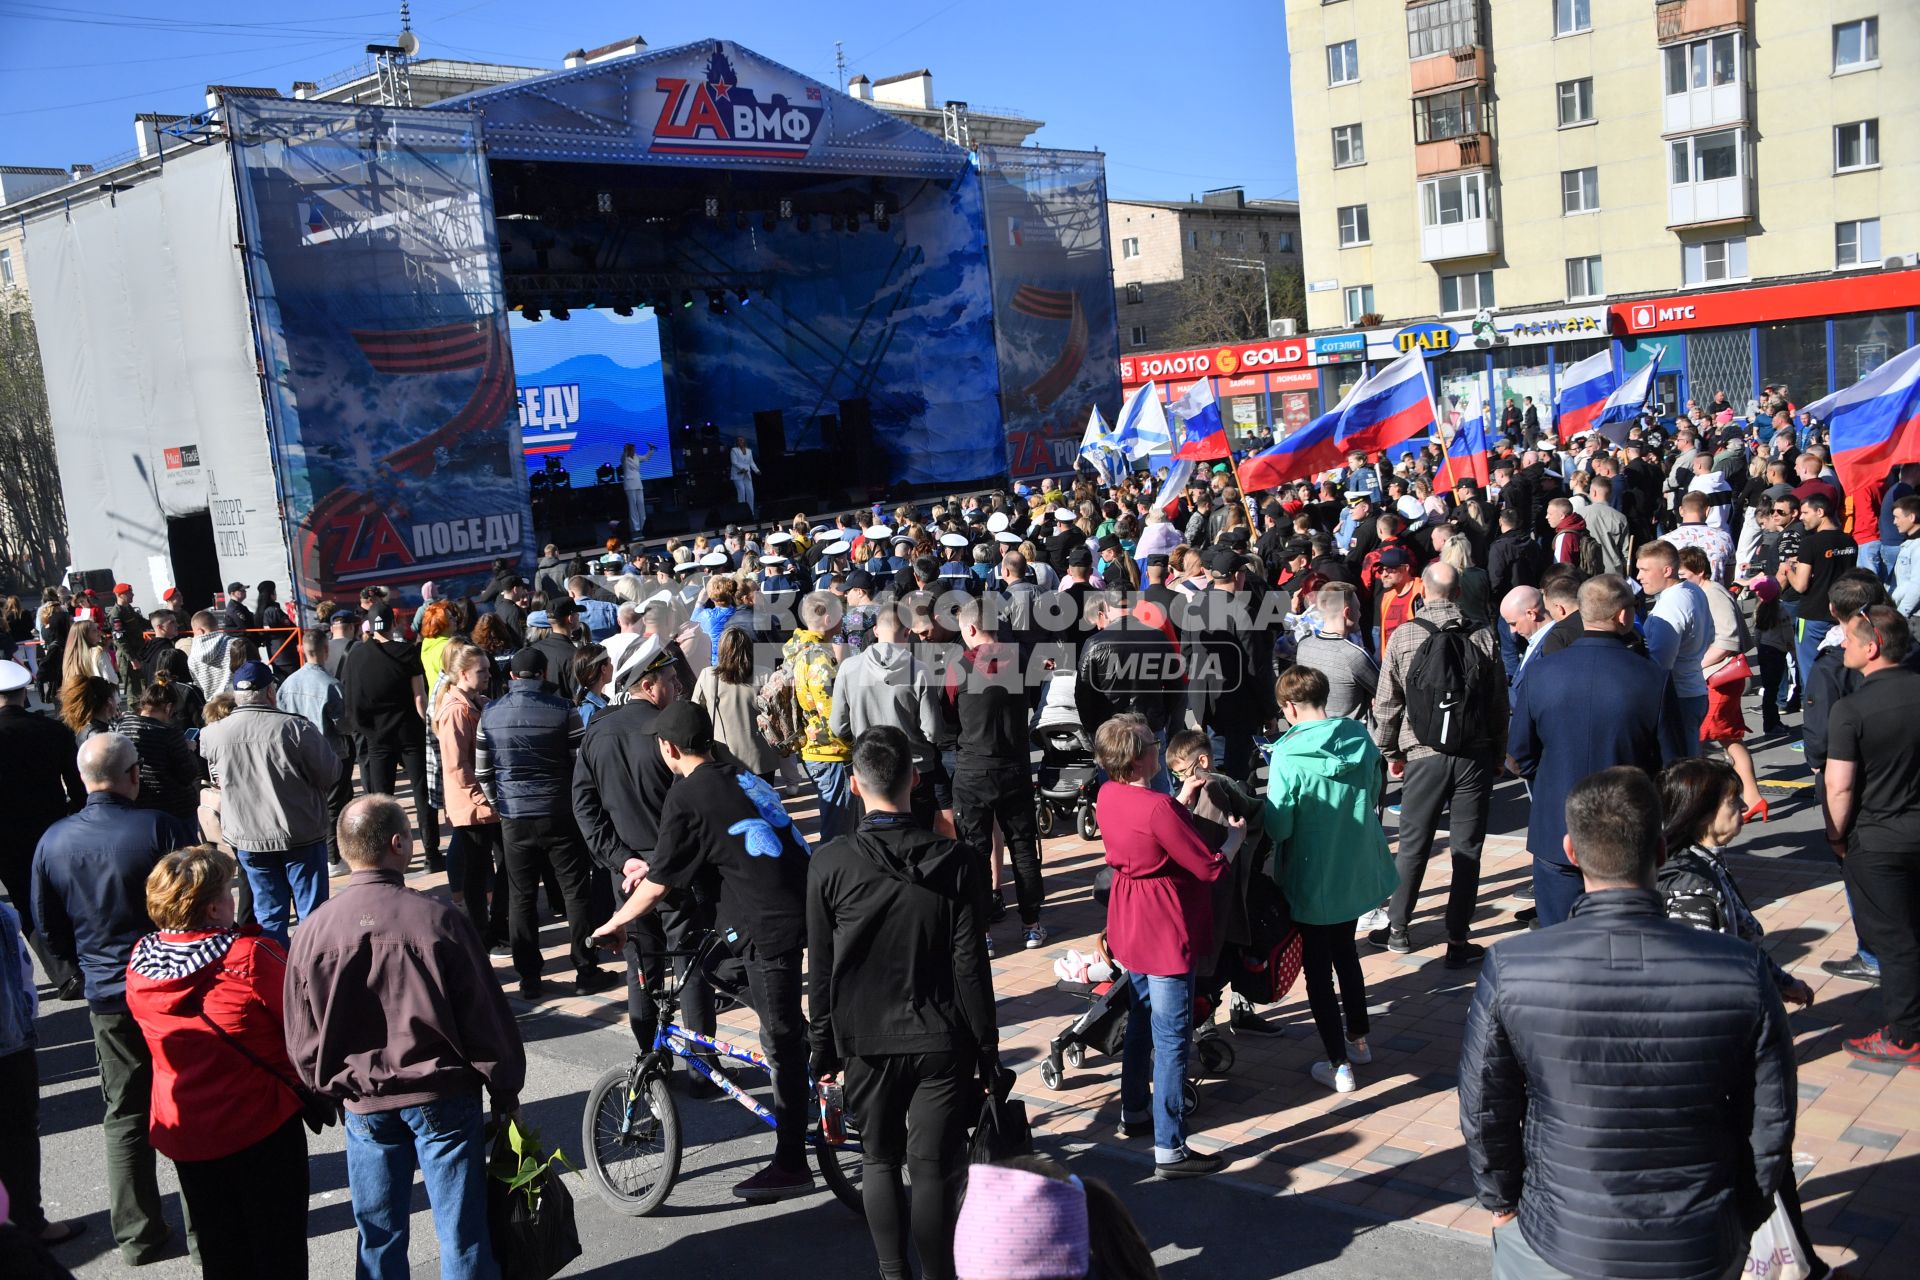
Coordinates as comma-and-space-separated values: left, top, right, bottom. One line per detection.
1557, 78, 1594, 127
1687, 330, 1752, 413
1834, 310, 1902, 383
1760, 318, 1830, 405
1836, 219, 1881, 269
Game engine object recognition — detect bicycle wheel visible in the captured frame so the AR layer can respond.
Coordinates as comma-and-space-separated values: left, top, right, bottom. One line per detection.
815, 1138, 867, 1217
582, 1063, 681, 1216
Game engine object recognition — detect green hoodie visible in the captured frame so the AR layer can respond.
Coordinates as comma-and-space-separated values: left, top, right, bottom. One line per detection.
1263, 716, 1399, 926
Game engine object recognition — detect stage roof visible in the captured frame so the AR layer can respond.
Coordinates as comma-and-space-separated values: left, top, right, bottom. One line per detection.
435, 37, 972, 180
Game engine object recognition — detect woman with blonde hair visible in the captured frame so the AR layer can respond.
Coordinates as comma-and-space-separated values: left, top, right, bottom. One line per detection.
62, 615, 115, 686
125, 845, 310, 1279
1440, 533, 1492, 626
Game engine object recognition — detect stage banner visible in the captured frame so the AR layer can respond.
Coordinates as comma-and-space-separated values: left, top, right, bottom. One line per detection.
976, 145, 1124, 479
226, 96, 533, 605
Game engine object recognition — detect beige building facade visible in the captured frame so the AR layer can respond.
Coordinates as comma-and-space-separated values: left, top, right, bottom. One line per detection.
1286, 0, 1918, 335
1108, 189, 1303, 351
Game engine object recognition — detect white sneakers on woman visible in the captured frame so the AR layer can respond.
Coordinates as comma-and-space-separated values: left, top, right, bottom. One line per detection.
1311, 1061, 1357, 1093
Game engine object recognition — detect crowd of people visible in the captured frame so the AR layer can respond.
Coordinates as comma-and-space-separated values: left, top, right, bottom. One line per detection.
0, 389, 1916, 1279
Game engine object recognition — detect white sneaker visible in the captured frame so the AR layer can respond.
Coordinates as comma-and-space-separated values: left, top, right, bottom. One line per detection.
1311, 1060, 1356, 1093
1023, 924, 1049, 950
1357, 908, 1390, 932
1346, 1036, 1373, 1066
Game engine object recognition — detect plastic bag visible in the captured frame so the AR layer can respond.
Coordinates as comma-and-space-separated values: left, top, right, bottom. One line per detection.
486, 1118, 583, 1280
1743, 1193, 1812, 1280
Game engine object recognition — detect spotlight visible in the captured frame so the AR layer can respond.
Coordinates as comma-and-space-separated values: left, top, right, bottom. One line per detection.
523, 306, 543, 322
596, 190, 614, 214
872, 200, 887, 222
551, 305, 571, 321
681, 289, 694, 309
778, 197, 794, 219
736, 287, 751, 307
613, 302, 634, 317
706, 288, 727, 315
704, 196, 720, 218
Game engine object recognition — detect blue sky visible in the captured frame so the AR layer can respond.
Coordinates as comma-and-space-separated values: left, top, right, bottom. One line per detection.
0, 0, 1298, 200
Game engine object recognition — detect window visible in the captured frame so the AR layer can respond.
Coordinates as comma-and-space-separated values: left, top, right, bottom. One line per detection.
1278, 231, 1295, 253
1406, 0, 1478, 58
1259, 231, 1270, 252
1663, 34, 1738, 95
1125, 282, 1144, 304
1344, 285, 1375, 325
1120, 236, 1140, 259
1327, 40, 1359, 85
1554, 0, 1590, 37
1420, 173, 1486, 227
1833, 18, 1879, 72
1837, 219, 1882, 269
1129, 325, 1148, 347
1210, 228, 1224, 246
1412, 88, 1487, 143
1440, 270, 1494, 315
1188, 230, 1199, 250
1835, 120, 1880, 172
1332, 123, 1366, 167
1565, 255, 1603, 300
1556, 77, 1594, 127
1337, 204, 1371, 246
1561, 167, 1599, 215
0, 248, 12, 289
1670, 130, 1740, 183
1682, 238, 1748, 285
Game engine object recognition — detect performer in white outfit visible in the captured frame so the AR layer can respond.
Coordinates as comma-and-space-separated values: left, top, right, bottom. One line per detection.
729, 436, 760, 513
621, 441, 655, 536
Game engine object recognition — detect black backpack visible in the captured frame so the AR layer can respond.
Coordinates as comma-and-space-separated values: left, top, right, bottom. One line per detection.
1403, 618, 1496, 756
1573, 528, 1607, 579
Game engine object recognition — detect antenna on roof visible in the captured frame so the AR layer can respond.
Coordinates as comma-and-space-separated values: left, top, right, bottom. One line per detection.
395, 0, 419, 57
835, 40, 846, 91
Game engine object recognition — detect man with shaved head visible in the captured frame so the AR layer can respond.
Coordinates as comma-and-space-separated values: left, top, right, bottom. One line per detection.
32, 732, 194, 1264
1498, 586, 1550, 696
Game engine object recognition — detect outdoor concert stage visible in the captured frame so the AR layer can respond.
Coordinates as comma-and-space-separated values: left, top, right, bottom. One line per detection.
33, 38, 1118, 606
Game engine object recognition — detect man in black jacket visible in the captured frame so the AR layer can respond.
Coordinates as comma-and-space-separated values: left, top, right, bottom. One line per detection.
1459, 766, 1794, 1280
1076, 588, 1181, 771
808, 726, 995, 1280
572, 635, 719, 1061
946, 597, 1041, 952
0, 659, 84, 994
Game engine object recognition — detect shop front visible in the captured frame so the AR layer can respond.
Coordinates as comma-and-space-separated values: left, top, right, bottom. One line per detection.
1117, 334, 1316, 444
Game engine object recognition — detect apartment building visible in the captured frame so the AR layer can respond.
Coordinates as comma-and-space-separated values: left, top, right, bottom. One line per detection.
1108, 188, 1303, 351
1285, 0, 1919, 417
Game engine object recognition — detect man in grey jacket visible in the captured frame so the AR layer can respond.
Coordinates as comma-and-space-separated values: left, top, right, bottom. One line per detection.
197, 661, 340, 943
830, 605, 945, 829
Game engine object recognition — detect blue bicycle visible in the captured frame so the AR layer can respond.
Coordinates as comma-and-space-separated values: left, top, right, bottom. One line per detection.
580, 938, 864, 1217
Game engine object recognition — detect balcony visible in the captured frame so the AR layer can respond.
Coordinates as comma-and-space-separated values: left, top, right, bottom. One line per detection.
1661, 31, 1744, 133
1656, 0, 1748, 44
1410, 46, 1486, 93
1668, 127, 1750, 226
1419, 171, 1498, 262
1415, 133, 1490, 177
1663, 79, 1743, 133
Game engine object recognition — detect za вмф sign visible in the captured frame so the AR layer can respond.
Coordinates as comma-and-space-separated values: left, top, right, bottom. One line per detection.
1120, 336, 1308, 386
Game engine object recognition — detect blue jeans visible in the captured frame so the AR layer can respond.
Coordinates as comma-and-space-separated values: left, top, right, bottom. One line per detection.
237, 842, 330, 945
1120, 971, 1193, 1163
1858, 540, 1891, 584
805, 760, 855, 843
1676, 693, 1708, 753
1794, 616, 1832, 726
343, 1092, 496, 1280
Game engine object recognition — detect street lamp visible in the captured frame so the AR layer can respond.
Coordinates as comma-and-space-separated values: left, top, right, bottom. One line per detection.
1219, 256, 1272, 338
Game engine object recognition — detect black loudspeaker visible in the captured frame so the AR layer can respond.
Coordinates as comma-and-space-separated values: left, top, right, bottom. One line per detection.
837, 398, 874, 488
710, 501, 754, 527
754, 410, 787, 468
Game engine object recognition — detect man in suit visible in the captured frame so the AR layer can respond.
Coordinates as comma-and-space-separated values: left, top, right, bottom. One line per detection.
1508, 574, 1688, 926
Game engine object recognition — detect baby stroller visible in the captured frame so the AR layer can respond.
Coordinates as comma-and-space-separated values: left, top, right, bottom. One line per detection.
1033, 670, 1099, 842
1035, 869, 1234, 1103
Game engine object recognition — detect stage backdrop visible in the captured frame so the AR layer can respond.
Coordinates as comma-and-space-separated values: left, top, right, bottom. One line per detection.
978, 145, 1123, 478
225, 96, 534, 603
509, 307, 671, 484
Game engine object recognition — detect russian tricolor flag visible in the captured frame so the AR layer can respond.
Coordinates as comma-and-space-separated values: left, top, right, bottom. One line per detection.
1236, 350, 1435, 492
1169, 377, 1231, 461
1554, 350, 1614, 444
1442, 384, 1491, 488
1805, 341, 1920, 517
1592, 347, 1664, 442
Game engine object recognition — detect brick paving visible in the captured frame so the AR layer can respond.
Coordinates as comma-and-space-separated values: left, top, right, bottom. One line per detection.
419, 785, 1919, 1276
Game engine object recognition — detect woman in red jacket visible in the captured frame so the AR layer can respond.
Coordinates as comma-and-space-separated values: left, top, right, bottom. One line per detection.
1093, 713, 1237, 1181
126, 846, 308, 1279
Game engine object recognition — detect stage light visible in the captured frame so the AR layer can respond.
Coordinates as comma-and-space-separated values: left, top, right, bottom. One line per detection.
778, 197, 794, 220
551, 305, 571, 321
613, 302, 634, 317
704, 196, 720, 218
523, 307, 543, 322
872, 200, 887, 222
706, 289, 727, 316
681, 289, 694, 309
736, 287, 751, 307
596, 190, 614, 214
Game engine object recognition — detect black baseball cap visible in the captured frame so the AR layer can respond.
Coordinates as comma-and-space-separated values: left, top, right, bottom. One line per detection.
1145, 553, 1170, 569
844, 569, 876, 593
509, 648, 547, 677
1377, 546, 1412, 568
547, 597, 579, 618
654, 700, 713, 753
1202, 547, 1242, 576
1066, 547, 1093, 568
